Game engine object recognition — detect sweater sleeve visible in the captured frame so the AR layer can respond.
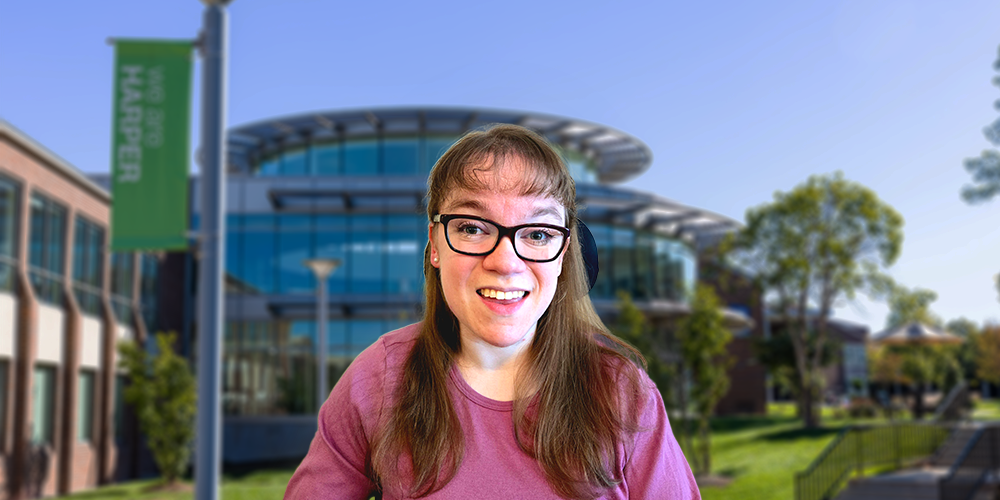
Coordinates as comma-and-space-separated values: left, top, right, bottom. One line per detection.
623, 377, 701, 499
284, 339, 387, 499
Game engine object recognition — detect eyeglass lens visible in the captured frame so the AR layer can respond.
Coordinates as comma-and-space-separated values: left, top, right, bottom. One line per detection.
445, 217, 566, 261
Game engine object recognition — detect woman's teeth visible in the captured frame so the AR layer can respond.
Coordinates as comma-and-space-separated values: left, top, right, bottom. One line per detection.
479, 289, 525, 300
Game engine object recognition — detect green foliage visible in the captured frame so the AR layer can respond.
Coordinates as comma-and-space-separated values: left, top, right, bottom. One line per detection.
961, 44, 1000, 203
726, 172, 903, 428
610, 291, 675, 404
753, 331, 838, 402
118, 332, 197, 485
676, 285, 733, 476
884, 285, 941, 330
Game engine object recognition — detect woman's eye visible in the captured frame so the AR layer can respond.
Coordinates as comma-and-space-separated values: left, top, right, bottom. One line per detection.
457, 224, 486, 235
524, 230, 554, 244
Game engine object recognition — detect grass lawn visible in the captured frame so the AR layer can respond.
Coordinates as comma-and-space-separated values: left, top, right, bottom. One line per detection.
691, 404, 868, 500
54, 468, 294, 500
972, 398, 1000, 421
62, 399, 999, 500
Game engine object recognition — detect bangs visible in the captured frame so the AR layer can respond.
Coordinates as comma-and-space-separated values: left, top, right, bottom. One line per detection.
427, 125, 576, 217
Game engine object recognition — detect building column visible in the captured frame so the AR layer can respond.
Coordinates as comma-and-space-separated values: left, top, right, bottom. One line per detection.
96, 237, 116, 485
57, 209, 81, 495
9, 183, 37, 500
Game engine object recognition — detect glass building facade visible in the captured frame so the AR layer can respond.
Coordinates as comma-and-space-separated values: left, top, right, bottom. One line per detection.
209, 108, 736, 428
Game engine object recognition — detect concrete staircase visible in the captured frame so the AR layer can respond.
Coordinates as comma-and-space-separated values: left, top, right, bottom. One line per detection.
931, 425, 981, 467
834, 425, 997, 500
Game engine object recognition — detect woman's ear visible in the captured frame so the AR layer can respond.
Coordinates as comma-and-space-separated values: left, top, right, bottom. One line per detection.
428, 223, 440, 268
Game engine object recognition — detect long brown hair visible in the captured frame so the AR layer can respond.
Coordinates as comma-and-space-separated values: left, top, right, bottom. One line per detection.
370, 124, 647, 499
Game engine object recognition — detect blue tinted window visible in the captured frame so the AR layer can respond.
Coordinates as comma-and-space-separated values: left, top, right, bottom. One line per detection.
315, 215, 348, 294
590, 223, 613, 299
282, 149, 307, 176
612, 227, 634, 294
384, 139, 420, 175
349, 215, 383, 293
0, 175, 18, 259
242, 216, 275, 294
312, 143, 340, 175
349, 320, 383, 355
258, 157, 281, 177
344, 141, 378, 175
424, 137, 456, 174
277, 215, 313, 294
386, 215, 423, 294
29, 194, 66, 304
634, 232, 654, 300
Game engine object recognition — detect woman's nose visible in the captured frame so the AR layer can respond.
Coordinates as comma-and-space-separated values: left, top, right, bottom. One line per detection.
482, 235, 526, 274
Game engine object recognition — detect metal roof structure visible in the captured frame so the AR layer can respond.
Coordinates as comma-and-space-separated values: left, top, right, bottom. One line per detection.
227, 107, 652, 184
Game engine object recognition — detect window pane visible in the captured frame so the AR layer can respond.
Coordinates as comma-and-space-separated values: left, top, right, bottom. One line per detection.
31, 365, 55, 444
258, 157, 281, 176
315, 216, 347, 294
277, 216, 313, 294
424, 137, 456, 174
384, 138, 419, 176
242, 218, 276, 294
612, 227, 634, 295
343, 141, 378, 175
386, 215, 423, 294
77, 371, 94, 442
590, 223, 613, 299
349, 215, 383, 293
311, 143, 340, 175
282, 149, 307, 176
634, 232, 654, 300
0, 175, 18, 259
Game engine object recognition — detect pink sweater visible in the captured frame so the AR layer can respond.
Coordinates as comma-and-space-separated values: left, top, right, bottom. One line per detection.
285, 323, 701, 499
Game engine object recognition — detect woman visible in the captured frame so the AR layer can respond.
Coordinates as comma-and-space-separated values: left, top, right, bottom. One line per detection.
285, 124, 700, 499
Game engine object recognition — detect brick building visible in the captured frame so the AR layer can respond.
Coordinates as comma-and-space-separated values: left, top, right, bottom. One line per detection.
0, 120, 156, 498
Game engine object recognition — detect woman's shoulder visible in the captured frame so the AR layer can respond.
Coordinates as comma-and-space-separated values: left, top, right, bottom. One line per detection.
345, 322, 422, 381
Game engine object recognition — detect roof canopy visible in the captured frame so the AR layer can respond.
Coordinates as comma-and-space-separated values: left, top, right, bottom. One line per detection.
227, 107, 653, 184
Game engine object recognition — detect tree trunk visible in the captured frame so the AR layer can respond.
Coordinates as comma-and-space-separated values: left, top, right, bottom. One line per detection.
698, 416, 712, 475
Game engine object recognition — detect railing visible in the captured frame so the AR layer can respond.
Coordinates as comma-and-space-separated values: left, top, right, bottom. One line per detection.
795, 422, 950, 500
939, 425, 1000, 500
934, 382, 971, 422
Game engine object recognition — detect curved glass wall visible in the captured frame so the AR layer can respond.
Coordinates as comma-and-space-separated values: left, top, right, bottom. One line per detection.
222, 317, 413, 415
221, 131, 694, 417
252, 134, 600, 183
225, 214, 425, 295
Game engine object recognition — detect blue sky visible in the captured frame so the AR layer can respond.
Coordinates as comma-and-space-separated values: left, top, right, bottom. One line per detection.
2, 0, 998, 332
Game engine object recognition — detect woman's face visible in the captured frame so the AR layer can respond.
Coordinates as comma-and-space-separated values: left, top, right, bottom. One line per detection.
429, 159, 567, 354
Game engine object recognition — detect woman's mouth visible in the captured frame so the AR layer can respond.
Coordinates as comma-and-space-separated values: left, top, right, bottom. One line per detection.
477, 288, 527, 301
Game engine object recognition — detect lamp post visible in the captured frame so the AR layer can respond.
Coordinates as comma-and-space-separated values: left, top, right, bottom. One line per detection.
303, 258, 341, 409
194, 1, 231, 499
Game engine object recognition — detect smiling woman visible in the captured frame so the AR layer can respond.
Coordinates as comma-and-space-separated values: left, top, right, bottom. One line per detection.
284, 124, 701, 500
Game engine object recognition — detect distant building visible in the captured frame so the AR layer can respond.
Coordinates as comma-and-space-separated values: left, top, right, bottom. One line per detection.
0, 120, 159, 497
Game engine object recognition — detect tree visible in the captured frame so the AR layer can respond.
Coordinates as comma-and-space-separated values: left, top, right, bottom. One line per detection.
885, 285, 940, 329
118, 332, 197, 487
726, 172, 903, 428
961, 45, 1000, 303
610, 292, 675, 408
675, 285, 733, 477
753, 330, 838, 412
880, 285, 962, 418
976, 325, 1000, 386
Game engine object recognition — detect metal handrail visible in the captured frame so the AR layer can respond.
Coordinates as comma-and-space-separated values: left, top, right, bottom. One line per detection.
934, 382, 970, 422
939, 426, 1000, 500
795, 422, 950, 500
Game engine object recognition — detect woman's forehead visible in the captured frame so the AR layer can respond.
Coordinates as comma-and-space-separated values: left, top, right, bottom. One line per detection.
440, 188, 565, 220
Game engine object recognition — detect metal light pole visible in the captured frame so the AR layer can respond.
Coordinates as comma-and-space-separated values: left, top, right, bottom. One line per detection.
303, 258, 341, 409
195, 1, 231, 499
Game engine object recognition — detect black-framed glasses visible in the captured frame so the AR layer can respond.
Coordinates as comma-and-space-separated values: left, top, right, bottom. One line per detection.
432, 214, 570, 263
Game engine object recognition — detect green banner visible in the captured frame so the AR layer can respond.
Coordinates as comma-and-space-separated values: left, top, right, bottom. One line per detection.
110, 40, 192, 251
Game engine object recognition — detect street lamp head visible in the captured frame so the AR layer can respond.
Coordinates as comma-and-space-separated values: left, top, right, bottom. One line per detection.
303, 258, 342, 280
